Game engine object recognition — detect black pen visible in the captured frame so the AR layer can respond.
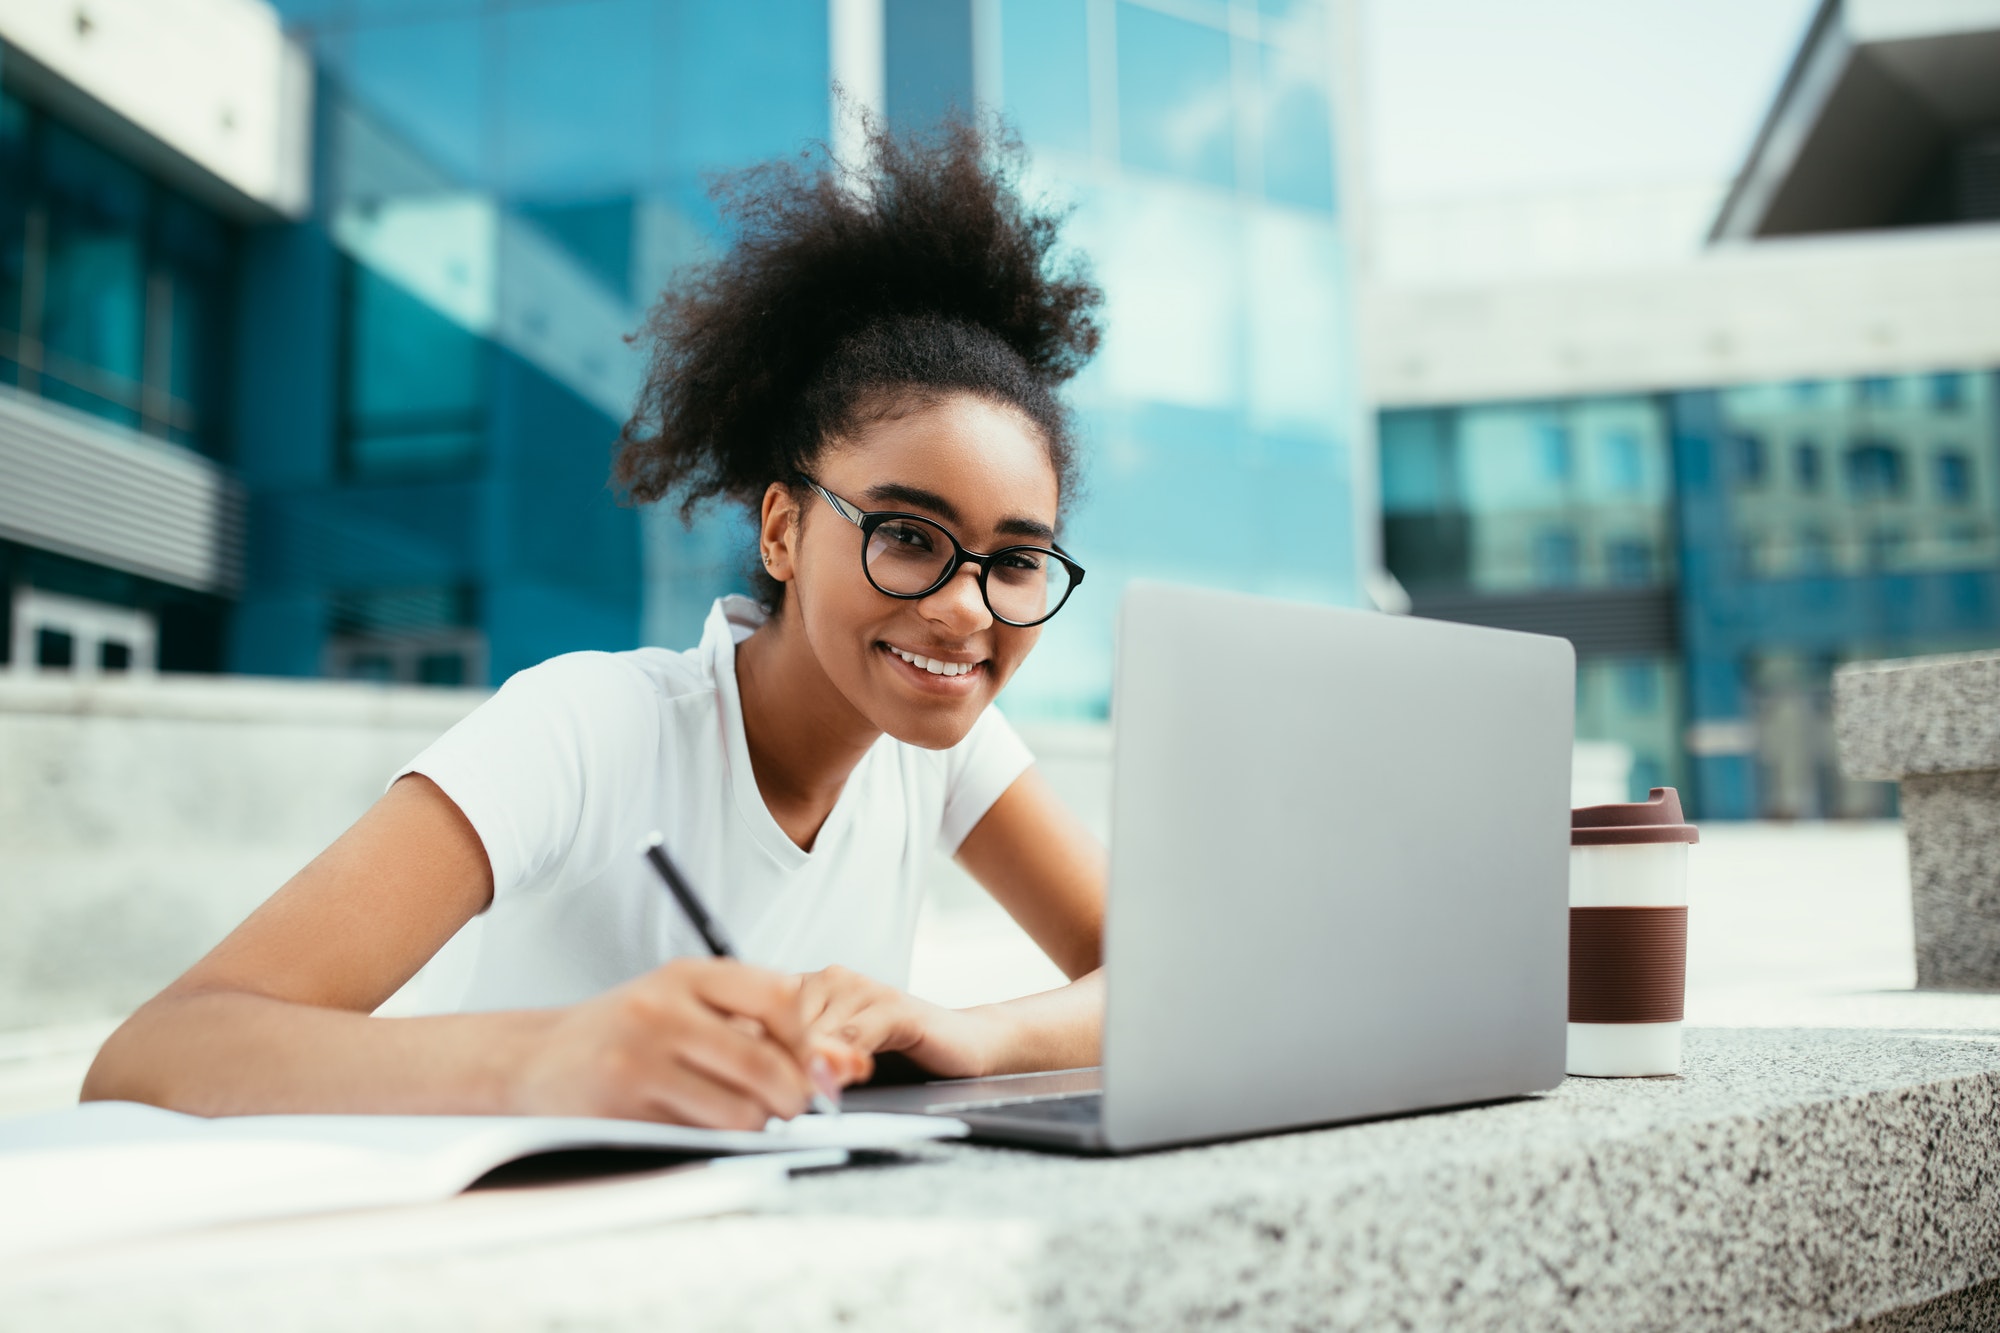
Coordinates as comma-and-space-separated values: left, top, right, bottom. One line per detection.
641, 831, 841, 1116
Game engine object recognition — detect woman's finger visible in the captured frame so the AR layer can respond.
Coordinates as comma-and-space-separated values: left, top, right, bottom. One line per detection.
649, 1058, 776, 1131
686, 960, 813, 1059
673, 1009, 813, 1119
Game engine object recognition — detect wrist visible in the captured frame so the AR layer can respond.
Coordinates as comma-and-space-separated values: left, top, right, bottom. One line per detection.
492, 1008, 564, 1115
952, 1003, 1025, 1078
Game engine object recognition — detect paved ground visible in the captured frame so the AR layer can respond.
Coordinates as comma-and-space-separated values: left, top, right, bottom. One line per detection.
7, 820, 1997, 1119
909, 819, 1989, 1025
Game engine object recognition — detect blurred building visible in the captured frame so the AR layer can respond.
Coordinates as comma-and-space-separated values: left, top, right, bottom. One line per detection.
1369, 0, 2000, 819
0, 0, 1365, 719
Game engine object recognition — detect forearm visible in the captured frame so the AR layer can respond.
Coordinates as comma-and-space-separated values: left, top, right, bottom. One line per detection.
964, 969, 1104, 1075
81, 989, 553, 1118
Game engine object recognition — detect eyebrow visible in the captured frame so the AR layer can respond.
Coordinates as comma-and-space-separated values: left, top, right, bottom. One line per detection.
862, 482, 1057, 543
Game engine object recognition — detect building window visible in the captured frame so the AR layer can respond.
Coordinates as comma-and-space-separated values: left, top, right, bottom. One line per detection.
1115, 4, 1236, 190
8, 586, 157, 676
1857, 376, 1897, 406
326, 585, 485, 687
1732, 432, 1767, 486
1599, 430, 1644, 493
1616, 659, 1659, 712
1532, 529, 1579, 587
1928, 372, 1965, 413
1936, 451, 1973, 504
340, 260, 487, 480
1846, 441, 1906, 499
1536, 423, 1572, 483
1793, 440, 1822, 491
0, 86, 235, 456
1605, 537, 1653, 586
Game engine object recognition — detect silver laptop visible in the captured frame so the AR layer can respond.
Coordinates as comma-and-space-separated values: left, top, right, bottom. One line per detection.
846, 581, 1575, 1154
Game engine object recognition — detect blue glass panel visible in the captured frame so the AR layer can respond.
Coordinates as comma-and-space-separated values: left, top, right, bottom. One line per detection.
662, 0, 828, 177
1937, 451, 1973, 503
39, 123, 147, 428
351, 0, 482, 13
1380, 410, 1455, 513
1537, 423, 1572, 481
339, 18, 485, 185
497, 0, 655, 201
1793, 440, 1822, 490
0, 89, 29, 369
345, 263, 485, 477
1929, 371, 1965, 412
1115, 4, 1234, 189
1001, 0, 1091, 155
1845, 441, 1905, 498
1258, 41, 1334, 212
887, 0, 973, 133
1606, 537, 1654, 585
1617, 659, 1659, 711
1599, 429, 1643, 494
266, 0, 345, 21
518, 198, 636, 302
1532, 529, 1579, 587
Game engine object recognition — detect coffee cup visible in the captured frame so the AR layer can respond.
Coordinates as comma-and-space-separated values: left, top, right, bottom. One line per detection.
1567, 788, 1698, 1077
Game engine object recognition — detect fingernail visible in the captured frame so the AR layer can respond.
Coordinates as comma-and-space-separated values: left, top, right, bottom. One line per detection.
809, 1054, 842, 1104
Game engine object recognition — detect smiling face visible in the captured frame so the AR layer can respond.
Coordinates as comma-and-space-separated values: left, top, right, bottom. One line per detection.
761, 392, 1061, 750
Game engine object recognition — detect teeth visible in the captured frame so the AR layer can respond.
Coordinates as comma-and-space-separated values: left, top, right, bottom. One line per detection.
889, 646, 974, 677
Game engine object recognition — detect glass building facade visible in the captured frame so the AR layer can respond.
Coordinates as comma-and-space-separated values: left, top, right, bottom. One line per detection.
1382, 369, 2000, 818
983, 0, 1359, 716
212, 0, 1363, 712
0, 67, 240, 675
0, 85, 238, 455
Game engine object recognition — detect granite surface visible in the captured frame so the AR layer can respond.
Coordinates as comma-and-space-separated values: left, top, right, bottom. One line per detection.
1846, 1278, 2000, 1333
1833, 650, 2000, 781
1904, 772, 2000, 991
7, 1027, 2000, 1333
1833, 652, 2000, 992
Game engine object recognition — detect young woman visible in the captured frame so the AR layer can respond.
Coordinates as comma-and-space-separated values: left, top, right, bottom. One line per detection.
82, 121, 1110, 1130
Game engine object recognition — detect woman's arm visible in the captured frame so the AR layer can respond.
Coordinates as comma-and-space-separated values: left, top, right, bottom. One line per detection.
83, 775, 851, 1126
798, 765, 1108, 1076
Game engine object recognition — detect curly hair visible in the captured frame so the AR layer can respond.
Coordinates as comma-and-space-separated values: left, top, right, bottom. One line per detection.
613, 114, 1104, 609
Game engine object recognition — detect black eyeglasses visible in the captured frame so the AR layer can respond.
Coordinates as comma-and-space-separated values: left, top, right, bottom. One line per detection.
803, 478, 1085, 628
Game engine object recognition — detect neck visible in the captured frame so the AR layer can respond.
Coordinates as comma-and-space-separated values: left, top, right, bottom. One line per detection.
732, 602, 881, 851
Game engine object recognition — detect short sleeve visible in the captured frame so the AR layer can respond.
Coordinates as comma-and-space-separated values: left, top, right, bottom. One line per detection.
938, 705, 1036, 853
391, 653, 662, 904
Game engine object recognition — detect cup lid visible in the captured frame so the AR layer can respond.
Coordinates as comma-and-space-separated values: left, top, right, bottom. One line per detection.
1572, 787, 1699, 846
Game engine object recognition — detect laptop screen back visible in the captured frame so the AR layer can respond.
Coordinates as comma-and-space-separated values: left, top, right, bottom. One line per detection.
1100, 583, 1574, 1152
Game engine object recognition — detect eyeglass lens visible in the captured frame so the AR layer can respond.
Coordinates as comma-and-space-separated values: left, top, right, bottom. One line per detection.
863, 516, 1073, 624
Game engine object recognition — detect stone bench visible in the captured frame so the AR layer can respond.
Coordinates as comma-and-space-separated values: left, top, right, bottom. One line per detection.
6, 1028, 1999, 1331
1835, 649, 2000, 990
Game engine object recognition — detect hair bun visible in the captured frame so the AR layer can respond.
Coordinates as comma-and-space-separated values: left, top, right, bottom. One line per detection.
615, 113, 1103, 555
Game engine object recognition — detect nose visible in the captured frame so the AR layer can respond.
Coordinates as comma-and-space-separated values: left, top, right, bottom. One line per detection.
918, 561, 991, 635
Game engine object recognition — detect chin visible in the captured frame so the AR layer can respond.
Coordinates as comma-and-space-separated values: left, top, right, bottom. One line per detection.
877, 698, 987, 751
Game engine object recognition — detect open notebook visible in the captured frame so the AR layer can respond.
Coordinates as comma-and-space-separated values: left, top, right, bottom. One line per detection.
0, 1101, 964, 1265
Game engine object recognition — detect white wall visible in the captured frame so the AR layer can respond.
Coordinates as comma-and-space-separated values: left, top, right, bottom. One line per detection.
1367, 225, 2000, 409
0, 674, 485, 1029
2, 676, 1629, 1030
0, 0, 310, 219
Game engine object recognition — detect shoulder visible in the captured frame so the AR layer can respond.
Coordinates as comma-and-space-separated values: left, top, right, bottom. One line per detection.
498, 646, 711, 713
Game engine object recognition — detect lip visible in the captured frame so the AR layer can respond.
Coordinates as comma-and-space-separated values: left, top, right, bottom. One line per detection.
877, 641, 986, 694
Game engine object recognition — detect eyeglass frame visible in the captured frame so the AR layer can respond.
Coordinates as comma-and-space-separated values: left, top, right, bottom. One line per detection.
799, 477, 1086, 627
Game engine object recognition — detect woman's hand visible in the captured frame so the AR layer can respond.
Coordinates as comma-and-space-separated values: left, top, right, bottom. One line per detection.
510, 957, 870, 1128
795, 965, 1006, 1080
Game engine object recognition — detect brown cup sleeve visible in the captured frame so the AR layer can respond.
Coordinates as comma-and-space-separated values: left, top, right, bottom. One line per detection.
1570, 906, 1687, 1024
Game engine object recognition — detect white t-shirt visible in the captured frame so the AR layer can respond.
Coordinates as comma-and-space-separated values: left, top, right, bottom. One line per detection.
385, 595, 1034, 1015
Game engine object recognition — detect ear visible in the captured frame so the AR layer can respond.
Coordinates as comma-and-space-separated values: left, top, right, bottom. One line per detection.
758, 482, 802, 584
